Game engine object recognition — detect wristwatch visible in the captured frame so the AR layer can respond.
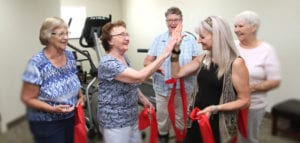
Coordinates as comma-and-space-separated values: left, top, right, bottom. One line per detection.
172, 49, 181, 55
171, 54, 179, 62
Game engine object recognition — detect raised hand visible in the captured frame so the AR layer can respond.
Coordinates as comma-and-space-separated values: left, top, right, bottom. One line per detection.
171, 22, 185, 49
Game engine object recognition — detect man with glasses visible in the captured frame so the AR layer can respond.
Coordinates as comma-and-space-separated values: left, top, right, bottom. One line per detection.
144, 6, 200, 143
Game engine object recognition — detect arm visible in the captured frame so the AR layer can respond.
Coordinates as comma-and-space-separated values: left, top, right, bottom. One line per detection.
144, 55, 156, 67
138, 88, 155, 109
170, 22, 203, 78
219, 58, 250, 110
144, 55, 164, 75
143, 23, 185, 74
76, 90, 85, 107
21, 82, 75, 114
199, 58, 250, 116
171, 54, 204, 78
251, 45, 281, 93
115, 37, 177, 84
250, 80, 281, 93
220, 58, 250, 111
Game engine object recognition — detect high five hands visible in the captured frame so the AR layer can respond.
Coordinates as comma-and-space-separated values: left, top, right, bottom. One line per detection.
165, 22, 185, 53
171, 22, 186, 50
160, 23, 185, 75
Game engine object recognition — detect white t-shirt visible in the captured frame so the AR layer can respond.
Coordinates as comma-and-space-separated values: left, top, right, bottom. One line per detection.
235, 41, 281, 109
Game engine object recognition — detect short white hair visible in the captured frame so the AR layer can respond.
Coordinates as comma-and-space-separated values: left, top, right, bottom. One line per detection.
235, 10, 260, 33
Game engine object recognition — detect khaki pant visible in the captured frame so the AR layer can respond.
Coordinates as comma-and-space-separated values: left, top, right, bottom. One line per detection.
155, 90, 192, 135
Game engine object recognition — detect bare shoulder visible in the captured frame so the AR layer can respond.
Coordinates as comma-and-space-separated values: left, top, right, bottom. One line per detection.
232, 57, 246, 67
232, 57, 248, 74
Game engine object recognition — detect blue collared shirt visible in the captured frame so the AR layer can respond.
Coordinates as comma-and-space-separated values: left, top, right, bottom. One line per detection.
148, 31, 200, 96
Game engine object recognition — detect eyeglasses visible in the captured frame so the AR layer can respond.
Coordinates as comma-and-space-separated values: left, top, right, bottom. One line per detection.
51, 32, 70, 38
111, 32, 130, 37
166, 18, 181, 23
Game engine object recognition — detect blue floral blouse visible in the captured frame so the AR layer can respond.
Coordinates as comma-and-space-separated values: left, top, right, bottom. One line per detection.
22, 49, 81, 121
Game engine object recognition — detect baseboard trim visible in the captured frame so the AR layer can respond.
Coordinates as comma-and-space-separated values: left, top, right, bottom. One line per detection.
7, 115, 26, 130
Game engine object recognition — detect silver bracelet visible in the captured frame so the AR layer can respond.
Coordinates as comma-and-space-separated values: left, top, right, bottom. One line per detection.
211, 105, 218, 114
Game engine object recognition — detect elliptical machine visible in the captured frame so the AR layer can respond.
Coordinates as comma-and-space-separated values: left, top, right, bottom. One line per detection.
68, 15, 112, 138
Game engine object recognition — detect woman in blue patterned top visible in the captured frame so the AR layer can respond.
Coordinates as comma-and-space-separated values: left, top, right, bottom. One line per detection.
98, 20, 179, 143
21, 17, 85, 143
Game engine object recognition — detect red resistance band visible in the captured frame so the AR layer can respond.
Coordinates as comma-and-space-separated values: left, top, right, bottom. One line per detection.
138, 107, 158, 143
74, 104, 87, 143
190, 107, 215, 143
232, 108, 248, 143
190, 107, 249, 143
165, 78, 188, 142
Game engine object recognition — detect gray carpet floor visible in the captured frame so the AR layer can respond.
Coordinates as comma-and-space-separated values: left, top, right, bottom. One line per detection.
0, 113, 299, 143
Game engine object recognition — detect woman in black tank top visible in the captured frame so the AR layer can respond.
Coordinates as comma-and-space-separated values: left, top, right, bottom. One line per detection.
171, 16, 250, 143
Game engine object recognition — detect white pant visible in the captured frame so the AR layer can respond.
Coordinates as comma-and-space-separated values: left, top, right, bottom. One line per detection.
238, 108, 265, 143
100, 123, 142, 143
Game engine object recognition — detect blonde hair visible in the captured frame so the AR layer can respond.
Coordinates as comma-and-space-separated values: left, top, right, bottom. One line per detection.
196, 16, 239, 78
39, 17, 67, 45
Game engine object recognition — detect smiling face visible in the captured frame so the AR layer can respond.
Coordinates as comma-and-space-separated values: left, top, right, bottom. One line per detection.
234, 19, 256, 42
109, 26, 130, 52
166, 14, 182, 33
198, 28, 212, 51
48, 26, 68, 51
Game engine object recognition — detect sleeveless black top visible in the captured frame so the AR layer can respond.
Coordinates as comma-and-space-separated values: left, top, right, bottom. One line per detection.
184, 62, 223, 143
195, 63, 223, 109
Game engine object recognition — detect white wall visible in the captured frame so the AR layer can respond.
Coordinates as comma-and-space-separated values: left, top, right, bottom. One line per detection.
0, 0, 121, 133
123, 0, 300, 112
61, 0, 122, 70
1, 0, 299, 133
0, 0, 61, 133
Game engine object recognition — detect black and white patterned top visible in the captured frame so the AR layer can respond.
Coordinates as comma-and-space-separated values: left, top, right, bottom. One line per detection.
97, 54, 139, 129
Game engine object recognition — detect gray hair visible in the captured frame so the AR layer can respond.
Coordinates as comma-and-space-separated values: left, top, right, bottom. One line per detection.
196, 16, 239, 78
165, 6, 183, 20
234, 10, 260, 35
39, 17, 67, 45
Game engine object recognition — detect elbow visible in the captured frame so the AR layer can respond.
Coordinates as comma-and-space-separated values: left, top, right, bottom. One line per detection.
139, 77, 147, 83
273, 80, 281, 89
240, 92, 251, 109
20, 89, 27, 105
133, 74, 148, 83
240, 98, 250, 110
21, 94, 29, 106
244, 93, 251, 108
245, 98, 251, 108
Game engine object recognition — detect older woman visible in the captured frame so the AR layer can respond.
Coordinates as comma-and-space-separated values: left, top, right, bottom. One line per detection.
21, 17, 84, 143
97, 20, 177, 143
171, 16, 250, 143
234, 11, 281, 143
